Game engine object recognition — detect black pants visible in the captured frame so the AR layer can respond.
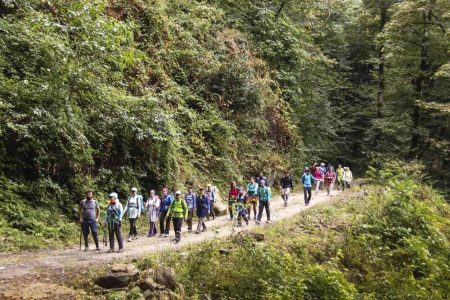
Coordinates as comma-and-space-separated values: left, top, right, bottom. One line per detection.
208, 202, 216, 220
128, 218, 138, 236
228, 200, 235, 219
257, 201, 270, 221
148, 221, 157, 236
187, 209, 194, 230
159, 211, 171, 235
304, 187, 312, 204
108, 222, 123, 250
173, 217, 183, 241
82, 219, 99, 248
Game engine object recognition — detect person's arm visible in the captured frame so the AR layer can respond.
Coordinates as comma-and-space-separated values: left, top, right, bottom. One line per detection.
193, 194, 197, 210
183, 200, 188, 220
78, 201, 83, 223
166, 201, 174, 219
290, 177, 294, 189
95, 201, 100, 222
123, 198, 129, 217
118, 203, 124, 222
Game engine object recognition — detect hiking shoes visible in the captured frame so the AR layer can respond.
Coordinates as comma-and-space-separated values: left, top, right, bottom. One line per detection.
117, 249, 124, 253
107, 249, 115, 253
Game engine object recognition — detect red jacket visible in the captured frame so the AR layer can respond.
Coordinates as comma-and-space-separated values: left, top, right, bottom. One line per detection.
229, 188, 239, 199
325, 171, 335, 184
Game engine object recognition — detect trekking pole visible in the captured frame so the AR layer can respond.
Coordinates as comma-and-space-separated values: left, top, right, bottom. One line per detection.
79, 223, 82, 251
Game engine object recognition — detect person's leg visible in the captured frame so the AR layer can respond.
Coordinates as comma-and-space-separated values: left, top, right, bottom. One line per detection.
285, 188, 290, 206
128, 218, 134, 239
202, 218, 207, 231
174, 218, 182, 242
132, 218, 138, 236
253, 199, 257, 220
266, 202, 270, 221
326, 183, 330, 196
82, 221, 90, 249
108, 223, 115, 250
211, 202, 216, 219
165, 215, 171, 235
115, 222, 124, 251
90, 220, 99, 249
196, 217, 202, 232
304, 187, 308, 204
307, 187, 312, 204
159, 212, 165, 236
257, 201, 264, 223
228, 200, 234, 219
187, 209, 193, 231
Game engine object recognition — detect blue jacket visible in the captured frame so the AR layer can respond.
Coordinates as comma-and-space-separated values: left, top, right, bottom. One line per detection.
301, 173, 315, 188
160, 194, 174, 213
185, 192, 197, 210
196, 194, 209, 218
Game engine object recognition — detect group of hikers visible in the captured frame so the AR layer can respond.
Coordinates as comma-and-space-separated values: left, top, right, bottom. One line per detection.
78, 165, 353, 253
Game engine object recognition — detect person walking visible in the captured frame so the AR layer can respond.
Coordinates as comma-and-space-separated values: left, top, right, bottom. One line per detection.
301, 168, 315, 206
145, 190, 160, 237
256, 180, 271, 224
336, 164, 345, 191
236, 187, 249, 226
159, 187, 173, 237
325, 168, 336, 196
206, 184, 215, 220
185, 186, 197, 232
313, 166, 324, 195
280, 171, 294, 207
167, 191, 188, 243
228, 181, 239, 220
343, 167, 353, 189
195, 187, 209, 233
246, 177, 259, 220
124, 187, 142, 242
257, 172, 269, 187
104, 192, 124, 253
78, 190, 100, 251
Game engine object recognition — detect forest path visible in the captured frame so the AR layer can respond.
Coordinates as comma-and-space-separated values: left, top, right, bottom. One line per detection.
0, 189, 340, 281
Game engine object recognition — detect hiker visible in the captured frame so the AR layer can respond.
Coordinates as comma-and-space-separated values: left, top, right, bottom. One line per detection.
319, 163, 326, 176
257, 172, 269, 187
78, 190, 100, 251
206, 184, 215, 220
124, 187, 142, 242
145, 190, 160, 237
301, 168, 315, 206
343, 167, 353, 188
256, 180, 271, 224
280, 171, 294, 207
228, 181, 239, 220
325, 168, 336, 196
104, 192, 124, 253
185, 186, 197, 232
236, 187, 249, 226
159, 187, 173, 237
313, 166, 324, 195
246, 177, 259, 220
195, 187, 209, 234
336, 164, 345, 191
166, 191, 188, 243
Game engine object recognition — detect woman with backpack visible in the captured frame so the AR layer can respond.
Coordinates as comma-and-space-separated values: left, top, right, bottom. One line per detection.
104, 192, 124, 253
145, 190, 160, 237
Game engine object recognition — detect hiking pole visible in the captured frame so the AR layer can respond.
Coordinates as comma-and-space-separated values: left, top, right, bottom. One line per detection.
79, 222, 82, 251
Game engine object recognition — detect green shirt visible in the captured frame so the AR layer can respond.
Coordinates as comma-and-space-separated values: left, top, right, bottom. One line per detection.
168, 198, 188, 219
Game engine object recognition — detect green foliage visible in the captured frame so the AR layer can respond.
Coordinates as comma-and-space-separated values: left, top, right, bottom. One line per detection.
131, 165, 449, 299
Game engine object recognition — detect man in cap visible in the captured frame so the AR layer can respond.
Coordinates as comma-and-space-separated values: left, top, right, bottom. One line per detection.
104, 192, 124, 253
124, 187, 142, 242
196, 187, 209, 233
78, 190, 100, 251
185, 186, 197, 232
167, 191, 188, 243
206, 184, 215, 220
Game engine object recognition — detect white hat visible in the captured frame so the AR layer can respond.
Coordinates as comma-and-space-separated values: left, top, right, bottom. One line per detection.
109, 192, 118, 198
131, 187, 137, 192
175, 191, 181, 195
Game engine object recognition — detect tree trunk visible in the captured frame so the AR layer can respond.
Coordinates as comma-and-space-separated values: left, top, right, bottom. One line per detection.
376, 1, 388, 119
410, 5, 433, 158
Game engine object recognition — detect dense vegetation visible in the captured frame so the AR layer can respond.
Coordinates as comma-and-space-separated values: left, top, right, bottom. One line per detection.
110, 166, 448, 299
0, 0, 449, 251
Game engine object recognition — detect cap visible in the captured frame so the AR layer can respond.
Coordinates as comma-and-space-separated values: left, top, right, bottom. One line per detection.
207, 184, 211, 187
131, 187, 137, 192
150, 190, 155, 194
199, 186, 205, 190
109, 192, 118, 198
320, 163, 325, 166
175, 191, 181, 195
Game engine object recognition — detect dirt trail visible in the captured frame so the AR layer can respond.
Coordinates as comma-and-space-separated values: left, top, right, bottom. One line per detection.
0, 190, 338, 280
